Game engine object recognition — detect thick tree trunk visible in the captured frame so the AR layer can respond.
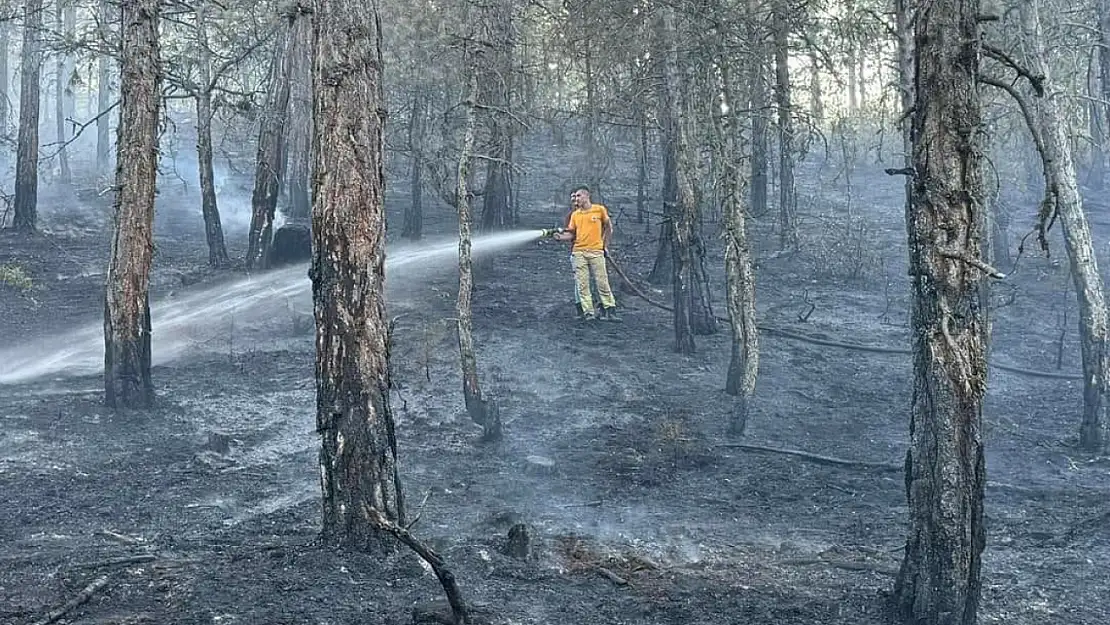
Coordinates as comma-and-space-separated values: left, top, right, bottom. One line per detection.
12, 0, 43, 232
894, 0, 987, 623
284, 5, 313, 224
772, 2, 797, 250
195, 0, 229, 268
1020, 0, 1109, 452
97, 0, 112, 176
457, 73, 500, 441
807, 40, 823, 123
895, 0, 914, 273
403, 91, 426, 241
246, 13, 295, 270
312, 0, 405, 543
716, 53, 759, 437
104, 0, 161, 410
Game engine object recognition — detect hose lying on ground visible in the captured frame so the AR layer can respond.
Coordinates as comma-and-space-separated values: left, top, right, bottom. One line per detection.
603, 253, 1083, 382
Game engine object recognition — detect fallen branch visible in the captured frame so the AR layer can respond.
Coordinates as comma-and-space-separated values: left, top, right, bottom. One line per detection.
716, 442, 902, 473
73, 554, 157, 569
33, 574, 113, 625
781, 557, 898, 576
594, 565, 629, 586
364, 505, 468, 625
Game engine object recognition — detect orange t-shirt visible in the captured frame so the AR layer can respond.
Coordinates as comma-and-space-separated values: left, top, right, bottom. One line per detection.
567, 204, 609, 251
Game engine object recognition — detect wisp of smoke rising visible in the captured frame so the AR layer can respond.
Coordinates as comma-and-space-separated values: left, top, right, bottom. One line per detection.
0, 230, 545, 385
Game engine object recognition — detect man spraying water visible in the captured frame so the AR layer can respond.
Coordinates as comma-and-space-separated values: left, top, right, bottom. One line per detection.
548, 185, 619, 321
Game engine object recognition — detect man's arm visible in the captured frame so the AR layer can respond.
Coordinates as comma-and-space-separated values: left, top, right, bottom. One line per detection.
601, 211, 613, 250
555, 211, 576, 242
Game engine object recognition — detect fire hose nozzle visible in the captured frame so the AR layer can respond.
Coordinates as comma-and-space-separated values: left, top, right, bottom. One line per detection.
540, 227, 566, 238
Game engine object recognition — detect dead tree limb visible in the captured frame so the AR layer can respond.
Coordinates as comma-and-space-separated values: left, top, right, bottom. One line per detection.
982, 43, 1045, 95
937, 248, 1007, 278
715, 442, 903, 472
32, 574, 113, 625
364, 505, 469, 625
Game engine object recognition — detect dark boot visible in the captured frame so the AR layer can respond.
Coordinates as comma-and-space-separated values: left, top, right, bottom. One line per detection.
602, 306, 621, 321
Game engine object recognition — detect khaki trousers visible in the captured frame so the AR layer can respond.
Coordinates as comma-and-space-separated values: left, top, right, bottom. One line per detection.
572, 250, 615, 314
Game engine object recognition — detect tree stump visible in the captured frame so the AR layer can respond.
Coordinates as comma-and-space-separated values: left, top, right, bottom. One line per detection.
269, 224, 312, 266
505, 522, 532, 560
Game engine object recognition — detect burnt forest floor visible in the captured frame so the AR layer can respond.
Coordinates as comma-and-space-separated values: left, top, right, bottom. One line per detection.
2, 137, 1109, 625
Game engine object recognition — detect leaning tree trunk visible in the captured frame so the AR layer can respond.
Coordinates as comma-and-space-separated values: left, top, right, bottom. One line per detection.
195, 0, 229, 268
104, 0, 161, 410
284, 4, 313, 224
1020, 0, 1109, 452
648, 139, 675, 285
312, 0, 405, 544
97, 0, 112, 177
716, 52, 759, 437
12, 0, 43, 232
894, 0, 988, 622
772, 1, 798, 251
456, 72, 501, 441
246, 12, 295, 270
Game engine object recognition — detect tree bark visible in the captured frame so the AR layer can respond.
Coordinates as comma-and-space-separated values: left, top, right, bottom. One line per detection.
12, 0, 43, 232
246, 12, 295, 270
457, 72, 500, 441
195, 0, 229, 268
97, 0, 113, 177
772, 1, 797, 251
894, 0, 987, 622
636, 103, 648, 226
1019, 0, 1109, 452
1094, 0, 1110, 190
104, 0, 161, 410
312, 0, 405, 544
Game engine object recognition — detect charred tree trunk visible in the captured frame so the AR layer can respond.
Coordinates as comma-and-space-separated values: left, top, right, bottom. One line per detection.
195, 0, 229, 268
894, 0, 988, 622
772, 1, 797, 250
104, 0, 161, 410
97, 0, 112, 176
284, 5, 313, 224
479, 0, 515, 231
12, 0, 43, 232
749, 0, 769, 218
895, 0, 914, 273
0, 21, 8, 136
659, 7, 714, 353
716, 52, 759, 438
1094, 0, 1110, 190
403, 91, 426, 241
1019, 0, 1109, 452
312, 0, 405, 543
54, 1, 74, 185
636, 103, 648, 226
457, 72, 500, 441
246, 12, 295, 270
648, 139, 675, 285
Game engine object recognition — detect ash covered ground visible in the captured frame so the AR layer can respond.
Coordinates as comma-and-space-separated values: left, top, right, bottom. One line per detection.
1, 135, 1109, 624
